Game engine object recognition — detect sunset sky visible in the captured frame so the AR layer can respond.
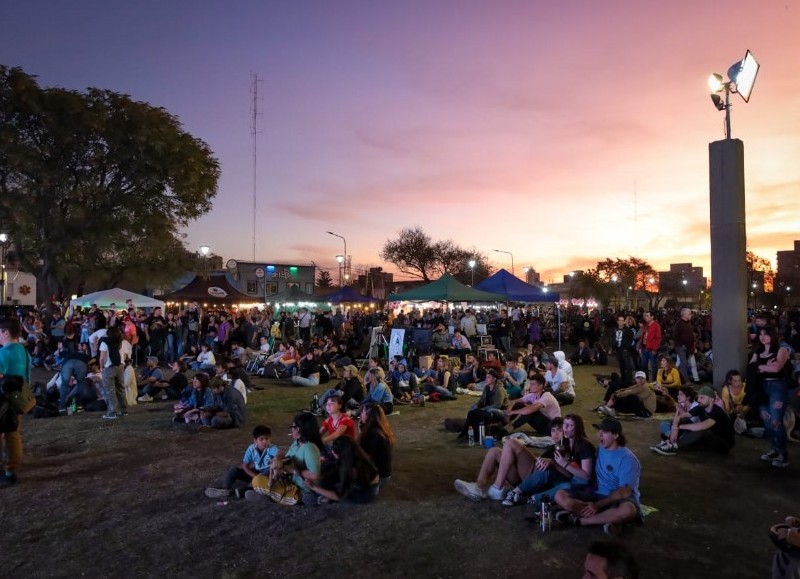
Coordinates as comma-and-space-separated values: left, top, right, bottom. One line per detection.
3, 1, 799, 283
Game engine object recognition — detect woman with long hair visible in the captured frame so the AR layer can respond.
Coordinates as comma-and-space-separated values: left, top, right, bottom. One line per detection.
748, 326, 791, 468
364, 368, 394, 415
655, 355, 682, 399
359, 403, 396, 486
309, 436, 379, 503
269, 412, 324, 504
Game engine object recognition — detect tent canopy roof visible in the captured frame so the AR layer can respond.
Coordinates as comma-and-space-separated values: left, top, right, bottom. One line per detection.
69, 288, 165, 310
475, 269, 559, 302
387, 273, 505, 302
161, 273, 254, 304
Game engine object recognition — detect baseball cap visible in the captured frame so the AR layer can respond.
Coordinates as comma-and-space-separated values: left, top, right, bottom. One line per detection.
634, 371, 647, 379
697, 386, 716, 398
593, 417, 623, 434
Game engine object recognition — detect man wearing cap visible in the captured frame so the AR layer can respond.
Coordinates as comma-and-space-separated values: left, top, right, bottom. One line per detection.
650, 386, 734, 456
554, 417, 642, 536
598, 371, 656, 418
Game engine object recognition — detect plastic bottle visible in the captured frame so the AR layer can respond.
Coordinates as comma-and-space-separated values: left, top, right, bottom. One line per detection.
70, 398, 77, 416
467, 429, 475, 447
478, 422, 485, 446
540, 494, 551, 532
311, 393, 319, 413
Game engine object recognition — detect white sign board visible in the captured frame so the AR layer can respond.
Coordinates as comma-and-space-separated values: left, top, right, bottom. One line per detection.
389, 329, 405, 360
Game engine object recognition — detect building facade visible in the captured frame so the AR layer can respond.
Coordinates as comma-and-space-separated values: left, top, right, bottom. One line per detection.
228, 260, 316, 302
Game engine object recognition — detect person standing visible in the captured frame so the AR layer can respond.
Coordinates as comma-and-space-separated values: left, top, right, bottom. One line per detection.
611, 316, 635, 386
98, 326, 125, 420
673, 308, 699, 384
639, 312, 661, 381
0, 318, 32, 487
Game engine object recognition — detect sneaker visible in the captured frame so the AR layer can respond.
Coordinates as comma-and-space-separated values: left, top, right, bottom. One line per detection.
101, 413, 118, 420
599, 405, 616, 417
502, 489, 524, 507
204, 487, 231, 499
555, 510, 581, 526
772, 454, 790, 468
137, 394, 153, 403
649, 440, 672, 452
761, 449, 780, 462
652, 442, 677, 456
160, 393, 169, 401
487, 484, 505, 500
603, 522, 622, 536
0, 472, 18, 488
455, 387, 470, 395
454, 479, 486, 501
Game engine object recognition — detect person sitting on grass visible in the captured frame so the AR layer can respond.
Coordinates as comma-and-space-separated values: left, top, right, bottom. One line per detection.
199, 377, 247, 430
553, 417, 642, 537
419, 356, 456, 401
457, 370, 508, 442
151, 360, 190, 401
655, 386, 699, 442
501, 355, 527, 400
583, 540, 640, 579
309, 436, 380, 504
598, 371, 656, 419
189, 343, 215, 373
654, 355, 682, 400
319, 395, 356, 446
136, 356, 165, 402
455, 418, 565, 502
291, 347, 321, 387
650, 386, 734, 456
454, 353, 486, 394
544, 357, 575, 407
176, 373, 214, 424
358, 403, 395, 488
204, 425, 279, 499
364, 368, 394, 416
503, 414, 594, 508
502, 372, 561, 437
719, 369, 756, 434
255, 413, 324, 505
320, 364, 365, 412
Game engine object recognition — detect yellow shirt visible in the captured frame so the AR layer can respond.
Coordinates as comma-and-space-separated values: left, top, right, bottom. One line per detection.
656, 367, 681, 387
720, 384, 747, 414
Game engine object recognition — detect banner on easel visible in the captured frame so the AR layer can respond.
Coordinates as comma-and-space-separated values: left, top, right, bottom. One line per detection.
389, 329, 405, 360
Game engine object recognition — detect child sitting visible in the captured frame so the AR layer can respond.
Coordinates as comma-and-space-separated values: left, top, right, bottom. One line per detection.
204, 425, 279, 499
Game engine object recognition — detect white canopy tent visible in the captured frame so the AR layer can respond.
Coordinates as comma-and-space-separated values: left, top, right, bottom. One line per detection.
69, 288, 165, 311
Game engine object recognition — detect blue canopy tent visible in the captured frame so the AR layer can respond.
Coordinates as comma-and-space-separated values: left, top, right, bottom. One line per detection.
318, 286, 374, 304
475, 269, 559, 302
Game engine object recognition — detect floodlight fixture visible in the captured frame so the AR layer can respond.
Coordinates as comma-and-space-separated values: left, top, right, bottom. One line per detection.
199, 245, 210, 257
707, 49, 759, 139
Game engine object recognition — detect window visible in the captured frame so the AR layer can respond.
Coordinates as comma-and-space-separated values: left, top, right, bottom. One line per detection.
266, 283, 278, 295
246, 281, 258, 294
305, 282, 314, 295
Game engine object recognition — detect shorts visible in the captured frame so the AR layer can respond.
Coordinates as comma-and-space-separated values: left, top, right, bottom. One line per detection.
566, 487, 644, 523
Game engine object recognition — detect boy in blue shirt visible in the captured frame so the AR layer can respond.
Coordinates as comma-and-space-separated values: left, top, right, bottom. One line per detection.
204, 425, 278, 498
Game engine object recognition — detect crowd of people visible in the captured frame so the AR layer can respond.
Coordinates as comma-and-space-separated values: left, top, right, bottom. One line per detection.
2, 300, 800, 576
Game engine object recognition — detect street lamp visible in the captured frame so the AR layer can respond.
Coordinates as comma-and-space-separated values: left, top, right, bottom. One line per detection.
468, 259, 476, 287
708, 49, 760, 139
336, 254, 344, 287
199, 245, 210, 257
492, 249, 514, 277
682, 279, 688, 305
0, 233, 9, 304
327, 231, 347, 285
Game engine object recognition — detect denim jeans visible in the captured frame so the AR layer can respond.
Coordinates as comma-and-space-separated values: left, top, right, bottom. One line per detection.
641, 350, 658, 381
59, 358, 88, 408
759, 378, 789, 456
101, 365, 125, 415
291, 375, 320, 387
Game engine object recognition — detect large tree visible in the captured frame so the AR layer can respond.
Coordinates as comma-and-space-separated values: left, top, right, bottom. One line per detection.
0, 66, 219, 304
380, 226, 490, 283
572, 257, 661, 311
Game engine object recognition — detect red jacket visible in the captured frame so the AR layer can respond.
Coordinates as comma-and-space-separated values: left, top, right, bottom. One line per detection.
643, 320, 662, 352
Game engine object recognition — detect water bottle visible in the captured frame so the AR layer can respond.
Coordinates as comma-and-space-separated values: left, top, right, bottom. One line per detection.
540, 494, 551, 532
478, 422, 485, 446
467, 429, 475, 447
70, 398, 77, 416
311, 393, 319, 413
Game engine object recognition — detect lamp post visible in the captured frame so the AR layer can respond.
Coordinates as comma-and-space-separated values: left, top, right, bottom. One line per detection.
336, 254, 344, 287
0, 233, 8, 304
708, 50, 760, 386
682, 279, 688, 306
468, 259, 476, 287
492, 249, 514, 277
327, 231, 347, 285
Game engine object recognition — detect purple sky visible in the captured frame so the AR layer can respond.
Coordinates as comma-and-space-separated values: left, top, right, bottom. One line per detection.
3, 1, 800, 282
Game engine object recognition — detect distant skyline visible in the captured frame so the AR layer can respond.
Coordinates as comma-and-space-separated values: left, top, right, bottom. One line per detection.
3, 1, 799, 283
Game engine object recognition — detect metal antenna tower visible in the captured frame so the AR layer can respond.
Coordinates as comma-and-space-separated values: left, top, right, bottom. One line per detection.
250, 73, 262, 262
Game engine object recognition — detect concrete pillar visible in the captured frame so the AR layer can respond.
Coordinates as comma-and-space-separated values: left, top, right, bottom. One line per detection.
708, 138, 748, 388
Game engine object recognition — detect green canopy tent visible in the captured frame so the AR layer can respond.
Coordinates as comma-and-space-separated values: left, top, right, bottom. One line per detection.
387, 273, 505, 302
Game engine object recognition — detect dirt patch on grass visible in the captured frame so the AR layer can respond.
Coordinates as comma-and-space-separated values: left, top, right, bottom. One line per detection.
3, 365, 793, 578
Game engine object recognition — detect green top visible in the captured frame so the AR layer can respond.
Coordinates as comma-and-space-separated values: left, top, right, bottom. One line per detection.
286, 440, 321, 492
0, 342, 32, 383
